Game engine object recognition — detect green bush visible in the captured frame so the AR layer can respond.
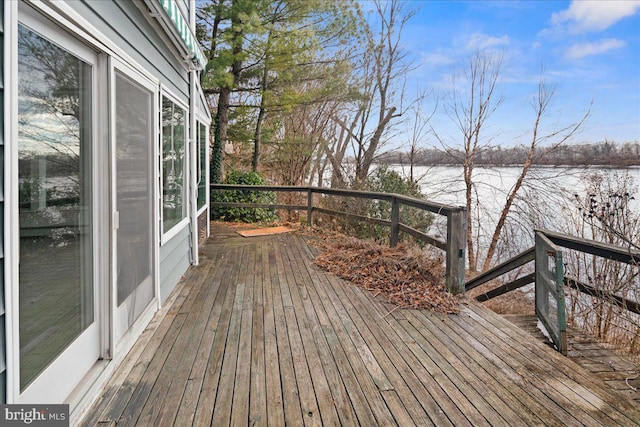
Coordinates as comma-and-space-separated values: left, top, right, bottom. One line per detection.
340, 165, 434, 242
211, 170, 278, 223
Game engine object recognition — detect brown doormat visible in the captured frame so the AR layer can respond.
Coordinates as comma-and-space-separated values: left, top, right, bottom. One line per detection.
236, 226, 294, 237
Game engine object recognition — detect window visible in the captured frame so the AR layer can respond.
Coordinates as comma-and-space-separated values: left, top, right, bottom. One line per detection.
197, 121, 208, 210
161, 96, 187, 234
17, 21, 95, 391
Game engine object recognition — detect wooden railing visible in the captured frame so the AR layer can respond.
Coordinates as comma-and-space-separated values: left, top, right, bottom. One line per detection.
465, 229, 640, 354
210, 184, 467, 294
469, 230, 640, 304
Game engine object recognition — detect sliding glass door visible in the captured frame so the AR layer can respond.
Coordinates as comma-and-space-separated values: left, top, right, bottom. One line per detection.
112, 62, 156, 343
17, 12, 100, 403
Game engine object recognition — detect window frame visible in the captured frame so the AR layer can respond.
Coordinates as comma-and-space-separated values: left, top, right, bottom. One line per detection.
9, 3, 105, 405
196, 118, 209, 214
110, 58, 161, 348
159, 87, 190, 244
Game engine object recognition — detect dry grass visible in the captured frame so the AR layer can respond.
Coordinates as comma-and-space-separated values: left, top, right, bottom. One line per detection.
465, 279, 536, 315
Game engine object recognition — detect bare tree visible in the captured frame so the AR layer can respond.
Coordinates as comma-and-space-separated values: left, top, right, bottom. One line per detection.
564, 172, 640, 352
482, 74, 591, 270
327, 0, 415, 186
268, 90, 344, 186
436, 50, 504, 272
403, 96, 436, 183
325, 109, 360, 187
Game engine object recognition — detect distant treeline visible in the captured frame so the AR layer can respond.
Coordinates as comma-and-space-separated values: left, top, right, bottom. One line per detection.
380, 141, 640, 167
18, 153, 79, 179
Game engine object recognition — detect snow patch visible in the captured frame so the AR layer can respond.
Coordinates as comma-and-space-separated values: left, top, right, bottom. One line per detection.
536, 319, 558, 350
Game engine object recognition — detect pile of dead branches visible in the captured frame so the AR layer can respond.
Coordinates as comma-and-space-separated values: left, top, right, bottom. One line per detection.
314, 234, 460, 314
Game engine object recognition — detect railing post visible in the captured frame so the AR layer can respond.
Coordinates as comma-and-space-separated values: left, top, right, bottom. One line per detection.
446, 207, 467, 294
307, 188, 313, 226
390, 196, 400, 247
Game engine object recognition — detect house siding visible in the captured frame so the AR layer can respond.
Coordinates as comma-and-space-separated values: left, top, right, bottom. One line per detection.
197, 80, 210, 117
75, 0, 189, 100
0, 0, 6, 404
2, 0, 207, 411
159, 225, 191, 304
67, 0, 195, 301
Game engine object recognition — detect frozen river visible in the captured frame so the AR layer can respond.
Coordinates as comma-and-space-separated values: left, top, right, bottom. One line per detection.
390, 164, 640, 260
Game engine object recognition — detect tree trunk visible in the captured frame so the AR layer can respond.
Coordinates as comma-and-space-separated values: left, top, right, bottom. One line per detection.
210, 1, 244, 182
354, 106, 396, 183
482, 157, 532, 270
252, 93, 267, 171
211, 87, 230, 183
327, 118, 354, 188
205, 7, 223, 182
252, 28, 273, 172
464, 162, 477, 272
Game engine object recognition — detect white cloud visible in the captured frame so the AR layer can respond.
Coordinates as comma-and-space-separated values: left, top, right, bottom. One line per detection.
552, 0, 640, 33
465, 32, 510, 50
565, 38, 626, 59
422, 52, 456, 67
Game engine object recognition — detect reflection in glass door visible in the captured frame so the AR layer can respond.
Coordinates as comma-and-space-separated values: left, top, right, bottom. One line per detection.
17, 20, 99, 399
113, 69, 155, 342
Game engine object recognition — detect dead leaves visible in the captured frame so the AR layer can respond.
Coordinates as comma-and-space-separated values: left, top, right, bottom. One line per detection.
313, 234, 460, 314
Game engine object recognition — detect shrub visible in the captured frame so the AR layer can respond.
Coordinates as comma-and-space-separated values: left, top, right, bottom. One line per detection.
210, 170, 278, 223
328, 165, 434, 243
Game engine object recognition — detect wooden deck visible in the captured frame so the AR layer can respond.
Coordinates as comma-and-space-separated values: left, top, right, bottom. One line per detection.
82, 224, 640, 426
504, 314, 640, 404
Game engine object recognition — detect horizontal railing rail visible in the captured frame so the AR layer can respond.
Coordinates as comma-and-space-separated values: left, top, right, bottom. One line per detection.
398, 223, 447, 250
541, 229, 640, 265
210, 202, 307, 211
564, 277, 640, 316
465, 247, 535, 292
475, 273, 536, 302
465, 229, 640, 316
210, 184, 467, 294
210, 184, 461, 214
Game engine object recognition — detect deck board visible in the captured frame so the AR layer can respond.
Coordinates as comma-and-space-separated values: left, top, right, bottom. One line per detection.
192, 246, 243, 427
464, 304, 638, 426
504, 313, 640, 405
83, 225, 640, 426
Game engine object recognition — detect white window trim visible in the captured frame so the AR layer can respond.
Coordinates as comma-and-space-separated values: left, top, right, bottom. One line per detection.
196, 119, 209, 216
160, 87, 190, 245
19, 4, 97, 63
4, 0, 20, 405
25, 1, 161, 88
196, 206, 208, 216
8, 3, 105, 405
196, 79, 212, 239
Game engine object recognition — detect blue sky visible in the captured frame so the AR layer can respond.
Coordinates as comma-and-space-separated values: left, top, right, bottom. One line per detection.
371, 0, 640, 148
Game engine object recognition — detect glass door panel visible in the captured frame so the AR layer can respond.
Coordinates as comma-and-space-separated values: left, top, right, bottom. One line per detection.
114, 70, 154, 342
17, 22, 97, 392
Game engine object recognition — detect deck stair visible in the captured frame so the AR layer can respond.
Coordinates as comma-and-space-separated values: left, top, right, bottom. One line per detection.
504, 314, 640, 404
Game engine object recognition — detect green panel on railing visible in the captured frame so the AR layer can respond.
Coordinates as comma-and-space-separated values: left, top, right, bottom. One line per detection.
535, 232, 567, 355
